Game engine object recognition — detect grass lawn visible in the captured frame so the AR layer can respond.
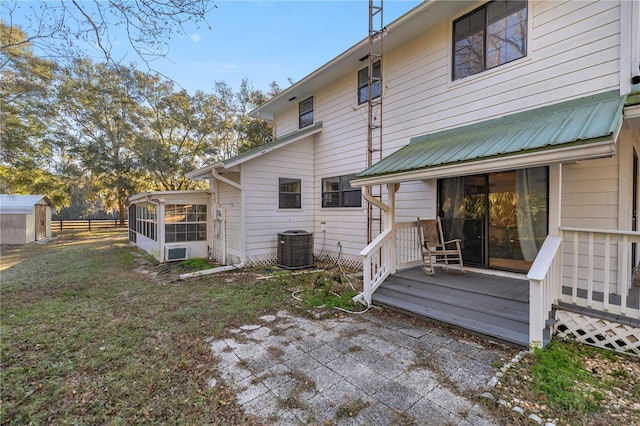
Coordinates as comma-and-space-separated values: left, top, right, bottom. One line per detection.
2, 230, 638, 425
1, 230, 301, 424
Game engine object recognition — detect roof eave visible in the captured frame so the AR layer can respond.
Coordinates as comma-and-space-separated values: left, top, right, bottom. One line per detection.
185, 162, 225, 180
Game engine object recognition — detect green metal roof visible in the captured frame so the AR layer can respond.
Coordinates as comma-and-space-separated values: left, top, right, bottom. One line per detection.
358, 91, 625, 179
224, 121, 322, 167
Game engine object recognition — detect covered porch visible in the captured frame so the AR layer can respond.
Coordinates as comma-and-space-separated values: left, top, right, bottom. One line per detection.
351, 91, 640, 352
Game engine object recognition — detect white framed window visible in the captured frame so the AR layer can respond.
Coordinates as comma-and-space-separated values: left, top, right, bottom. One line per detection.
135, 203, 157, 241
279, 178, 302, 209
357, 60, 381, 105
453, 0, 527, 81
322, 174, 362, 208
299, 96, 314, 129
164, 204, 207, 243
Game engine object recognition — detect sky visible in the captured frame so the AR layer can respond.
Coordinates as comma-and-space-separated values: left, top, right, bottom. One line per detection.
5, 0, 421, 94
135, 0, 423, 94
147, 0, 423, 93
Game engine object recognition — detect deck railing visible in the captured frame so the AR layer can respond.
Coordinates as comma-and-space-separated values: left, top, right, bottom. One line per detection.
527, 235, 563, 348
356, 228, 394, 306
559, 227, 640, 318
356, 221, 424, 306
394, 221, 423, 269
528, 228, 640, 347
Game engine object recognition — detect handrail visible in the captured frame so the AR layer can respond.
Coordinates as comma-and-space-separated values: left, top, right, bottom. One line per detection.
527, 235, 563, 281
527, 234, 563, 348
560, 226, 640, 237
355, 228, 394, 306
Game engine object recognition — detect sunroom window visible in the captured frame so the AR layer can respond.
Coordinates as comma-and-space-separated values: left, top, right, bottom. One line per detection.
164, 204, 207, 243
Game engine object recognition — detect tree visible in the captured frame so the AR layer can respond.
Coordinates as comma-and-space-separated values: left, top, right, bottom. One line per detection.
235, 79, 277, 154
135, 73, 220, 190
0, 23, 67, 205
56, 59, 144, 222
1, 1, 214, 67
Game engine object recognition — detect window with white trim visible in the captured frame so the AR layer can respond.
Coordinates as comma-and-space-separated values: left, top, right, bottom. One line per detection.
279, 178, 302, 209
453, 0, 527, 80
322, 174, 362, 208
135, 203, 157, 241
164, 204, 207, 243
357, 60, 381, 105
299, 96, 314, 129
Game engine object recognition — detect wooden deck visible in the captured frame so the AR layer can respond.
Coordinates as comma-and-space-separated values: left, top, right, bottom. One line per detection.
372, 267, 531, 347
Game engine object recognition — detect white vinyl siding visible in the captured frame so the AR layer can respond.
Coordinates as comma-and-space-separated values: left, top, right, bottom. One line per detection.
217, 180, 242, 264
242, 138, 315, 265
238, 0, 628, 270
562, 158, 619, 230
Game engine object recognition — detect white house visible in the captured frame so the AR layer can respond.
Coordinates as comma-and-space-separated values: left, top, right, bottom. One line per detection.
188, 0, 640, 350
0, 194, 55, 244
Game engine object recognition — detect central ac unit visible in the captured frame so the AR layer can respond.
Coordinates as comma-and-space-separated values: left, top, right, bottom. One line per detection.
277, 230, 313, 269
165, 245, 188, 261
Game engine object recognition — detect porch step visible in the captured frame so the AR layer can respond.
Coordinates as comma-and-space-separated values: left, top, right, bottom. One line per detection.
372, 273, 530, 347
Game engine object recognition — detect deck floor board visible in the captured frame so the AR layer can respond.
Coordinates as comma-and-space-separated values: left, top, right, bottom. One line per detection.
374, 267, 531, 346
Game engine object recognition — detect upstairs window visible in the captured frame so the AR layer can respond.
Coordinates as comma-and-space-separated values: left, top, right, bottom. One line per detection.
299, 96, 314, 129
279, 178, 302, 209
453, 0, 527, 80
358, 60, 381, 105
322, 174, 362, 208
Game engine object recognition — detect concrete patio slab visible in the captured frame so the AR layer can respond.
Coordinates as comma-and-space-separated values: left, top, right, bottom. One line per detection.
207, 310, 519, 425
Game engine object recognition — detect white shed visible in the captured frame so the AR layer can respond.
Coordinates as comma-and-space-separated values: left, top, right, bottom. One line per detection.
0, 194, 55, 244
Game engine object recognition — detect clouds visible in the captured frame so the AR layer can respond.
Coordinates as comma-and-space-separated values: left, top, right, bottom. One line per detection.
191, 34, 202, 42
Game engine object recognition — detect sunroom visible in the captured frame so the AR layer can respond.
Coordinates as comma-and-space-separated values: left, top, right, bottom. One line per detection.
127, 190, 211, 262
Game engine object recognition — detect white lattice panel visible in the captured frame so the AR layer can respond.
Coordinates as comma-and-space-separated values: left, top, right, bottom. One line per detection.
554, 310, 640, 356
246, 254, 277, 267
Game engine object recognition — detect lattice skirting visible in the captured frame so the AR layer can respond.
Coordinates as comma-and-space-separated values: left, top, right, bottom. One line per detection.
218, 250, 364, 270
554, 310, 640, 356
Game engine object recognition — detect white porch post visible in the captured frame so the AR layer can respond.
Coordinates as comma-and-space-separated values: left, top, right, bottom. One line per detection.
388, 183, 397, 274
548, 163, 562, 235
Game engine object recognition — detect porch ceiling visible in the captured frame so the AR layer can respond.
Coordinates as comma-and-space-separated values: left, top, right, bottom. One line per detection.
352, 91, 625, 186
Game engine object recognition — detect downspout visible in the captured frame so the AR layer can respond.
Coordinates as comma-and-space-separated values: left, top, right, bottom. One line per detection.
180, 167, 245, 279
362, 185, 388, 213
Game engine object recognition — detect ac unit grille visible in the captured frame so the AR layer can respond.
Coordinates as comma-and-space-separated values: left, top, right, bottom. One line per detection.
277, 231, 313, 269
166, 246, 188, 261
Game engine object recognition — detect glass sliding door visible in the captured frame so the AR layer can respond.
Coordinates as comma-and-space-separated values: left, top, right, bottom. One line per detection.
439, 175, 487, 266
438, 167, 548, 273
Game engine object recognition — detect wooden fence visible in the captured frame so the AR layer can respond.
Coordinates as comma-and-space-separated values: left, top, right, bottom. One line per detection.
55, 219, 128, 231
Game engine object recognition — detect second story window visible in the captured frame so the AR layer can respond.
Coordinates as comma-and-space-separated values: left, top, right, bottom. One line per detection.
299, 96, 314, 129
358, 60, 381, 105
453, 0, 527, 80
